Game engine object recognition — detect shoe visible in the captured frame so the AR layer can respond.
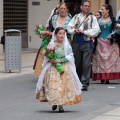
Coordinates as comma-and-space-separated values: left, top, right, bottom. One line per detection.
82, 86, 88, 91
105, 80, 110, 84
52, 105, 57, 111
101, 80, 105, 84
59, 108, 64, 113
59, 105, 64, 113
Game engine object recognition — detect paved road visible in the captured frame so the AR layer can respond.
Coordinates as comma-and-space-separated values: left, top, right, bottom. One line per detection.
0, 74, 120, 120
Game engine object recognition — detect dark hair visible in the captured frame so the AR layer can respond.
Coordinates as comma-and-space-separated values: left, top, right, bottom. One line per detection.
54, 3, 61, 14
102, 4, 116, 44
55, 27, 65, 35
102, 4, 116, 30
96, 10, 102, 16
102, 4, 114, 17
81, 0, 90, 5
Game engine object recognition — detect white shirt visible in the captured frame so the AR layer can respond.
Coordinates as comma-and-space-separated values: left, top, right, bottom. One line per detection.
67, 13, 101, 37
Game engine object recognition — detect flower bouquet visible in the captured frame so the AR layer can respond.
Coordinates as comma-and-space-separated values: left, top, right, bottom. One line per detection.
34, 25, 52, 54
43, 46, 64, 74
34, 25, 45, 35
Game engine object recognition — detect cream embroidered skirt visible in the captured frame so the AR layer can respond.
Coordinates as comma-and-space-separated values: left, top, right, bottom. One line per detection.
36, 63, 81, 105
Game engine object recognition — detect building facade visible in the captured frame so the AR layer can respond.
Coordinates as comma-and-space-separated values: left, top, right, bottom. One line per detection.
0, 0, 120, 49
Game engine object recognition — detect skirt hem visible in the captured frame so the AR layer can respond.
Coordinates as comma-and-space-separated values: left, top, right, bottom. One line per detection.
91, 72, 120, 80
36, 93, 81, 106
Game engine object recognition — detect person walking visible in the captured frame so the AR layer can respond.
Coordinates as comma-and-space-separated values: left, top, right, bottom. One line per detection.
67, 0, 100, 91
47, 2, 72, 40
33, 2, 72, 77
36, 27, 82, 113
92, 4, 120, 84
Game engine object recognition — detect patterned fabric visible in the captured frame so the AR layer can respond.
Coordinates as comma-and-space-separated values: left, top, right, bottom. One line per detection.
34, 54, 44, 77
92, 18, 120, 80
92, 18, 120, 75
34, 15, 71, 77
55, 42, 68, 63
52, 15, 71, 30
98, 18, 112, 39
36, 43, 81, 105
34, 43, 67, 77
92, 38, 120, 73
36, 63, 81, 105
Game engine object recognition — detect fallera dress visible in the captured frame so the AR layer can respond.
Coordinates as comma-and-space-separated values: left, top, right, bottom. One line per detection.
92, 18, 120, 80
36, 42, 82, 105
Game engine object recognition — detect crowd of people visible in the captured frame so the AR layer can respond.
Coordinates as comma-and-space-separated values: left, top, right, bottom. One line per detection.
34, 0, 120, 113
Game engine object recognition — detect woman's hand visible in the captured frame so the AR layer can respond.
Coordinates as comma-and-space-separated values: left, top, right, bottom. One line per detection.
92, 38, 95, 43
116, 24, 120, 28
50, 59, 62, 63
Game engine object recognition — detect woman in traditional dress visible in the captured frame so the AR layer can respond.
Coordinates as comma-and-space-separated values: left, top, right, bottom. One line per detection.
33, 2, 72, 77
92, 4, 120, 84
36, 27, 82, 113
47, 2, 72, 40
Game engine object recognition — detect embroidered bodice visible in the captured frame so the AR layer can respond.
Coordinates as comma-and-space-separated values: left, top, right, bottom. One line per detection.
98, 18, 112, 39
52, 15, 71, 29
55, 42, 68, 62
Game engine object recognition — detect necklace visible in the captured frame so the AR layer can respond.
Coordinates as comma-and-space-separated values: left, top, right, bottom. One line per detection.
102, 17, 110, 28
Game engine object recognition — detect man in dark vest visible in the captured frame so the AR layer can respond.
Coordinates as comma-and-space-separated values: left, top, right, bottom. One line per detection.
67, 0, 101, 91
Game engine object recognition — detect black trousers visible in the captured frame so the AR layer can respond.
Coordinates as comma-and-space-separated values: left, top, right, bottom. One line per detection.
73, 43, 93, 87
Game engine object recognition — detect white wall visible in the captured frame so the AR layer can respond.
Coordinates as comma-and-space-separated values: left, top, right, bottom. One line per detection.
28, 0, 59, 49
0, 0, 3, 38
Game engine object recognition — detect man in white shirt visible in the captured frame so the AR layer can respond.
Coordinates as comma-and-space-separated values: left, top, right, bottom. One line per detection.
67, 0, 101, 91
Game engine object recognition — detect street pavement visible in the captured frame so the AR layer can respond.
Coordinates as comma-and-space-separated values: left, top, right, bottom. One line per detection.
0, 48, 120, 120
0, 74, 120, 120
0, 48, 37, 79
